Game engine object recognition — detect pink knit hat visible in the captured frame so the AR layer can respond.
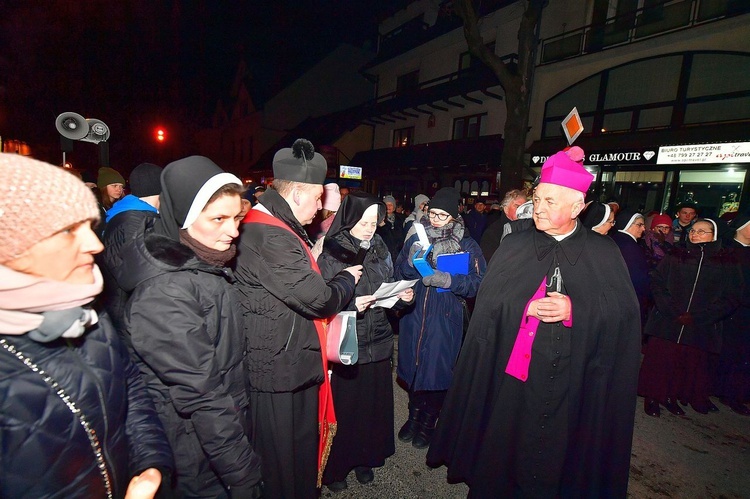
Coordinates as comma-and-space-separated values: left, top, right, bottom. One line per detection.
322, 183, 341, 211
539, 150, 594, 193
0, 154, 99, 263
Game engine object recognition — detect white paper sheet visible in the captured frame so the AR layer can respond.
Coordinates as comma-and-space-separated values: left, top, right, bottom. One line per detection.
371, 279, 419, 308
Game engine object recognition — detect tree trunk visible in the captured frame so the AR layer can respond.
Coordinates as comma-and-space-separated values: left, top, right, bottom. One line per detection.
455, 0, 545, 191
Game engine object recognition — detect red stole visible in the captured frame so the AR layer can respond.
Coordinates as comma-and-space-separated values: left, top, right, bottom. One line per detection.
243, 209, 336, 487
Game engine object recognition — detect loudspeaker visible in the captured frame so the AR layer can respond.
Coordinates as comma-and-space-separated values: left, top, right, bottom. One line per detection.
55, 112, 89, 140
80, 119, 110, 144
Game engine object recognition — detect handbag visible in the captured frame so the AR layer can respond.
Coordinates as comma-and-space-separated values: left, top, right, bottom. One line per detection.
327, 311, 358, 365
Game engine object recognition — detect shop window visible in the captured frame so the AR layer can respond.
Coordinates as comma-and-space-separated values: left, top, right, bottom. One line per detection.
638, 106, 672, 129
393, 127, 414, 148
604, 56, 681, 109
677, 169, 746, 219
453, 113, 487, 140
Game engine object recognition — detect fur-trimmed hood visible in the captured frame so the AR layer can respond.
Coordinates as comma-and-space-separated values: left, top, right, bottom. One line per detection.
117, 216, 230, 293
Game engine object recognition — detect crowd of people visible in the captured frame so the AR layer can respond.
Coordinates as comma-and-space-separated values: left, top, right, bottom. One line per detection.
1, 140, 748, 499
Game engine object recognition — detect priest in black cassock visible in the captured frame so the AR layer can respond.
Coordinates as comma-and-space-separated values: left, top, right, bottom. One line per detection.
427, 149, 641, 498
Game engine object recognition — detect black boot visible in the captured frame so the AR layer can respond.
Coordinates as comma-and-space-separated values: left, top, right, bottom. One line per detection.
398, 405, 423, 443
412, 411, 438, 449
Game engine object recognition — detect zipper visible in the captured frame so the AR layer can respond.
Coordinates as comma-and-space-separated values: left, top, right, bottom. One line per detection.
677, 245, 704, 344
414, 287, 430, 367
284, 315, 297, 351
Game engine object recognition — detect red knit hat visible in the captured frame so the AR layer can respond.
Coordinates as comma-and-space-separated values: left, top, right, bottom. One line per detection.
650, 213, 672, 229
0, 154, 99, 263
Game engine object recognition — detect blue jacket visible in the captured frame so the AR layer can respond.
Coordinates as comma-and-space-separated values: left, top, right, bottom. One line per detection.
395, 233, 485, 391
106, 194, 157, 223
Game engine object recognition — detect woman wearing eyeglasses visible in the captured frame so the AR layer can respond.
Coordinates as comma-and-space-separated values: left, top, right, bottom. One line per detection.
639, 218, 741, 417
394, 187, 485, 449
610, 210, 650, 327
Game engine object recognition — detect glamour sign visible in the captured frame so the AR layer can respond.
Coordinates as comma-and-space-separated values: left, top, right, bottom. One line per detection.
657, 142, 750, 165
531, 149, 656, 166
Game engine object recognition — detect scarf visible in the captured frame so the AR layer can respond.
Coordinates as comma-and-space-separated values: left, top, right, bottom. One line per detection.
179, 229, 236, 267
0, 264, 103, 336
420, 214, 465, 266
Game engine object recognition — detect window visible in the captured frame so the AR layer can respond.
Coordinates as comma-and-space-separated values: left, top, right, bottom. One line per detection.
396, 70, 420, 95
458, 42, 496, 75
393, 127, 414, 148
453, 114, 487, 140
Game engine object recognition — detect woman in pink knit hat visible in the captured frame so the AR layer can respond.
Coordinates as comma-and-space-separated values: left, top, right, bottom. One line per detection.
0, 153, 173, 498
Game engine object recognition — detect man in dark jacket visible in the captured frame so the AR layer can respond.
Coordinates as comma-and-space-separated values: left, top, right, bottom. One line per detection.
376, 195, 406, 264
100, 162, 162, 333
235, 139, 360, 498
427, 150, 641, 498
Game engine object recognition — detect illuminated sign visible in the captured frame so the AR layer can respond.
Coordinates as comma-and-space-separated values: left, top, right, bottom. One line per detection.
340, 165, 362, 180
657, 142, 750, 165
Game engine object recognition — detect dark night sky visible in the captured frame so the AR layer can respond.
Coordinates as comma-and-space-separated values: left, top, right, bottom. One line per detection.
0, 0, 406, 176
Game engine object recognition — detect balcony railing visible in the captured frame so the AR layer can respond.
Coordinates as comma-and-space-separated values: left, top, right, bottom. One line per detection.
540, 0, 750, 65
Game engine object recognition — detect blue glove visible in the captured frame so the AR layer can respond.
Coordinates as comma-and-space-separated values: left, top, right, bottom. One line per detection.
422, 269, 451, 288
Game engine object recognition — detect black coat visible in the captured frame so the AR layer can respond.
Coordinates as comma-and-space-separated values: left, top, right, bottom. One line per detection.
610, 231, 650, 304
100, 208, 159, 333
479, 211, 512, 263
235, 190, 356, 393
318, 231, 397, 364
119, 218, 262, 489
376, 213, 406, 264
427, 224, 641, 498
644, 241, 741, 353
0, 316, 173, 498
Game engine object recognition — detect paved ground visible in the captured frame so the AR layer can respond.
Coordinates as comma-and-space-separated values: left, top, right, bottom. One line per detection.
321, 357, 750, 498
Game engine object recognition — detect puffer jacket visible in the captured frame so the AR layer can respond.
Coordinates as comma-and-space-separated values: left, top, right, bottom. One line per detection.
644, 241, 741, 353
395, 232, 485, 391
234, 190, 356, 393
119, 217, 261, 489
0, 315, 173, 498
318, 231, 400, 364
100, 206, 159, 334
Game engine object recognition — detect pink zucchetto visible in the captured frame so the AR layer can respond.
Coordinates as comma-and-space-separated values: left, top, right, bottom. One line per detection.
539, 150, 594, 194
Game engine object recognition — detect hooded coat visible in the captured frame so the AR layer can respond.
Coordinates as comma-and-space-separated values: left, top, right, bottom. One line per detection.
427, 223, 641, 498
118, 156, 262, 493
644, 240, 740, 353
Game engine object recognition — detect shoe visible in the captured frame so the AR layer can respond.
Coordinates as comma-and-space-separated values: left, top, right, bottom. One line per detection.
690, 401, 710, 414
664, 398, 685, 416
707, 400, 720, 412
326, 480, 347, 492
412, 412, 438, 449
644, 398, 660, 417
354, 467, 374, 484
398, 405, 424, 443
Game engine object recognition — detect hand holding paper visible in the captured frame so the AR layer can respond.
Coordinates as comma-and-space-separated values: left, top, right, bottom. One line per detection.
371, 279, 419, 308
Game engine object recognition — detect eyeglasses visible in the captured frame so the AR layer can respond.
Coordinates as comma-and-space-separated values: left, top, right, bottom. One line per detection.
428, 211, 450, 221
633, 223, 646, 227
654, 225, 670, 231
689, 229, 714, 235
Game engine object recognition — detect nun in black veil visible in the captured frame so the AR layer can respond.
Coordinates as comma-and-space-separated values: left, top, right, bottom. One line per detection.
317, 191, 414, 491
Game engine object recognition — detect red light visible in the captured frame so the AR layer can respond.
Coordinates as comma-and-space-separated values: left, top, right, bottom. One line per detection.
156, 129, 166, 142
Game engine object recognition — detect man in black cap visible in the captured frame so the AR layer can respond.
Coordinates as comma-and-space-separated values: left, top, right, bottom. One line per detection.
100, 162, 163, 333
235, 139, 362, 498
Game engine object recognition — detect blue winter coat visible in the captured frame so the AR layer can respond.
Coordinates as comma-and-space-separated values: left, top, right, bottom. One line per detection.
395, 233, 485, 391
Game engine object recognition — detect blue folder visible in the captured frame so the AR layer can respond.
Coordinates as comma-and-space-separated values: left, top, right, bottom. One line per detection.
436, 252, 470, 293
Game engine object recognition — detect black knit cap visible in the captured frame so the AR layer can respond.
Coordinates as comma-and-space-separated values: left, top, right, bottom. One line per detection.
428, 187, 461, 219
272, 138, 327, 185
129, 162, 162, 198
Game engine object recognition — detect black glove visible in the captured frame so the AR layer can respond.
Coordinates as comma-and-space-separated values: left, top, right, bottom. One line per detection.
407, 242, 422, 267
422, 269, 451, 288
230, 481, 264, 499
